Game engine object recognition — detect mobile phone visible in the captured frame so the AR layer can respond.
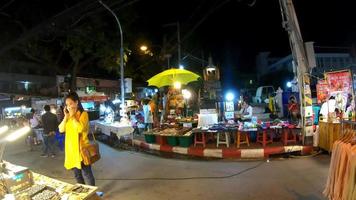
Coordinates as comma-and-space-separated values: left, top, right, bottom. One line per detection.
64, 106, 69, 114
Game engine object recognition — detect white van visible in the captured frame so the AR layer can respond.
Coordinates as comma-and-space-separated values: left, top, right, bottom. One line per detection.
253, 86, 275, 104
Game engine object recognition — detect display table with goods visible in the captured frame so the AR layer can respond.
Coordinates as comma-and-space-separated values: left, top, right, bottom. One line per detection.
176, 116, 198, 128
144, 127, 193, 147
191, 120, 300, 148
0, 161, 101, 200
94, 120, 134, 138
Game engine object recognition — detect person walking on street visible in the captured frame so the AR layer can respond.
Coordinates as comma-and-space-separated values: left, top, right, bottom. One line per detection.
41, 105, 58, 157
59, 92, 96, 186
29, 108, 41, 146
142, 99, 153, 131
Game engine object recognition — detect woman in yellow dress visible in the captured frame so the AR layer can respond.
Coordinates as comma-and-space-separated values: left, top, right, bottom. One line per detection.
59, 92, 95, 186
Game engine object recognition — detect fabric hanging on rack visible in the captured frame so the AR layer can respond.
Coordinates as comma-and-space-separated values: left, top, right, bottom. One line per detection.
324, 129, 356, 200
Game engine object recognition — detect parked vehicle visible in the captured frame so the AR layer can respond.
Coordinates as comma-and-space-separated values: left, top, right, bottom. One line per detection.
253, 86, 275, 104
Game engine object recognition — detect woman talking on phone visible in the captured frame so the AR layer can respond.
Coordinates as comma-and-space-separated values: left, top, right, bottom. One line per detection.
59, 92, 95, 186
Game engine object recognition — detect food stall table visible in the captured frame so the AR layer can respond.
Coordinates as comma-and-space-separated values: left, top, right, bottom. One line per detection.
31, 172, 100, 200
94, 120, 134, 138
1, 161, 101, 200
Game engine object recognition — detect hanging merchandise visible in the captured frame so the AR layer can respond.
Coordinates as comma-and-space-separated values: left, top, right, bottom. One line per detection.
323, 128, 356, 200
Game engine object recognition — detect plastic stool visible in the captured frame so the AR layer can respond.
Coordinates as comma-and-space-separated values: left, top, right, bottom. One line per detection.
216, 132, 230, 147
236, 130, 250, 148
194, 132, 206, 147
282, 128, 297, 145
257, 129, 273, 147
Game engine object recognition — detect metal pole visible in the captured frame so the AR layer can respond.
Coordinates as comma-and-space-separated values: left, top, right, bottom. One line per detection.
99, 0, 125, 115
177, 22, 181, 68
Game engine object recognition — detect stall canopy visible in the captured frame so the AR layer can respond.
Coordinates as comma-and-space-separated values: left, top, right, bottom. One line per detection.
147, 68, 200, 88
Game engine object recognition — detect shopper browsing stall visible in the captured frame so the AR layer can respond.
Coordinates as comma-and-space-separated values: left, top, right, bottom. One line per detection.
59, 92, 95, 186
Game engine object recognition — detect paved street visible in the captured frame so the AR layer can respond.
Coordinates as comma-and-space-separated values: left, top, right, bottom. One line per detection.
4, 136, 329, 200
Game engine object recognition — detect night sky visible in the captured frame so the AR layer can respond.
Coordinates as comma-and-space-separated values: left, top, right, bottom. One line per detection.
1, 0, 356, 89
132, 0, 356, 87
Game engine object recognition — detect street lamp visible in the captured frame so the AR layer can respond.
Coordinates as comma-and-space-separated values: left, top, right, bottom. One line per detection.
98, 0, 125, 119
140, 45, 148, 52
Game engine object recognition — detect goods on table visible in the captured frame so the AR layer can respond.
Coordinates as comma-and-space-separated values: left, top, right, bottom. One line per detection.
32, 188, 58, 200
144, 127, 192, 137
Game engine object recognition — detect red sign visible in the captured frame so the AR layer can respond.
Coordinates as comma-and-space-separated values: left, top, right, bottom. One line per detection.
316, 80, 329, 104
326, 71, 352, 93
81, 96, 108, 102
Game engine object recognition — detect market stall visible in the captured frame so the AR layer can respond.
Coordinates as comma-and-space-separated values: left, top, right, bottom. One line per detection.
94, 120, 134, 138
317, 70, 355, 152
0, 161, 101, 200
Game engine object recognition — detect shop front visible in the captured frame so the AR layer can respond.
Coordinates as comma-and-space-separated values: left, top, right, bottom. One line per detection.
317, 70, 355, 152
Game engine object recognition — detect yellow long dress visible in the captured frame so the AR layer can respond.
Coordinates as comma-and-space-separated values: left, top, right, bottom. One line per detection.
59, 111, 90, 170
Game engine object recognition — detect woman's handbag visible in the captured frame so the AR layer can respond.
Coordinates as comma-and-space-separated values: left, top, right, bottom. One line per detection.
80, 132, 101, 165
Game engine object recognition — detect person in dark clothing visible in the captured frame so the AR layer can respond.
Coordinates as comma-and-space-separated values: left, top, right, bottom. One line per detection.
41, 105, 58, 157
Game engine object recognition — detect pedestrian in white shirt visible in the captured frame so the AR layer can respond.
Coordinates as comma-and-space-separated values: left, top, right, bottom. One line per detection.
320, 96, 336, 121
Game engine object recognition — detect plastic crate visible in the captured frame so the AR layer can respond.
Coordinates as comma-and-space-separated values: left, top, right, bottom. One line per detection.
178, 135, 193, 147
167, 136, 179, 146
144, 134, 156, 144
155, 135, 167, 145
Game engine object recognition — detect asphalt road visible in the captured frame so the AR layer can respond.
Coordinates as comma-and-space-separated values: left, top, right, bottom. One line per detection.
4, 136, 329, 200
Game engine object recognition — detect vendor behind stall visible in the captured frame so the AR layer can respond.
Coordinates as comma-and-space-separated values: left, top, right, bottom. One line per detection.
288, 96, 300, 125
237, 101, 253, 122
320, 96, 336, 121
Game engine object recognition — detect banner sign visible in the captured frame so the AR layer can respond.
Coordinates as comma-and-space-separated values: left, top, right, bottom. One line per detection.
316, 79, 329, 104
326, 71, 352, 94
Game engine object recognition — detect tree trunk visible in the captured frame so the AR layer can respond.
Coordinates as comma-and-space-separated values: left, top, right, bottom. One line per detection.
70, 59, 79, 92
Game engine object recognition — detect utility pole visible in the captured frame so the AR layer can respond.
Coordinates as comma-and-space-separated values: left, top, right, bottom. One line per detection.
279, 0, 314, 144
163, 22, 182, 68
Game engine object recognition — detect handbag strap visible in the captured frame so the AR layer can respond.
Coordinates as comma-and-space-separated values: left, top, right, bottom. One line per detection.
77, 111, 97, 143
90, 131, 97, 142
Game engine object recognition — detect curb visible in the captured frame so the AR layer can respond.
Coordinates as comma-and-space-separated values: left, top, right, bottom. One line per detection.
132, 139, 313, 159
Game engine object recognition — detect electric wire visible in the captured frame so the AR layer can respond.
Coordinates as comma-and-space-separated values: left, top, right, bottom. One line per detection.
44, 161, 265, 181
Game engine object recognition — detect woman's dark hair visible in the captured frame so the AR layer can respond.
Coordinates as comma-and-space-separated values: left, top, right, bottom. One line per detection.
64, 92, 84, 112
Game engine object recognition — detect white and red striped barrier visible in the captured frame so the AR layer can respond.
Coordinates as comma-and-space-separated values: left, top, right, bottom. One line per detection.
132, 139, 313, 159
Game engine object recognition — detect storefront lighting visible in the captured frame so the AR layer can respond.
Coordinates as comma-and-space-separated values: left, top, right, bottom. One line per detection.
5, 126, 31, 142
182, 89, 191, 99
174, 82, 181, 89
20, 105, 26, 110
286, 81, 292, 88
179, 64, 184, 69
225, 92, 234, 101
